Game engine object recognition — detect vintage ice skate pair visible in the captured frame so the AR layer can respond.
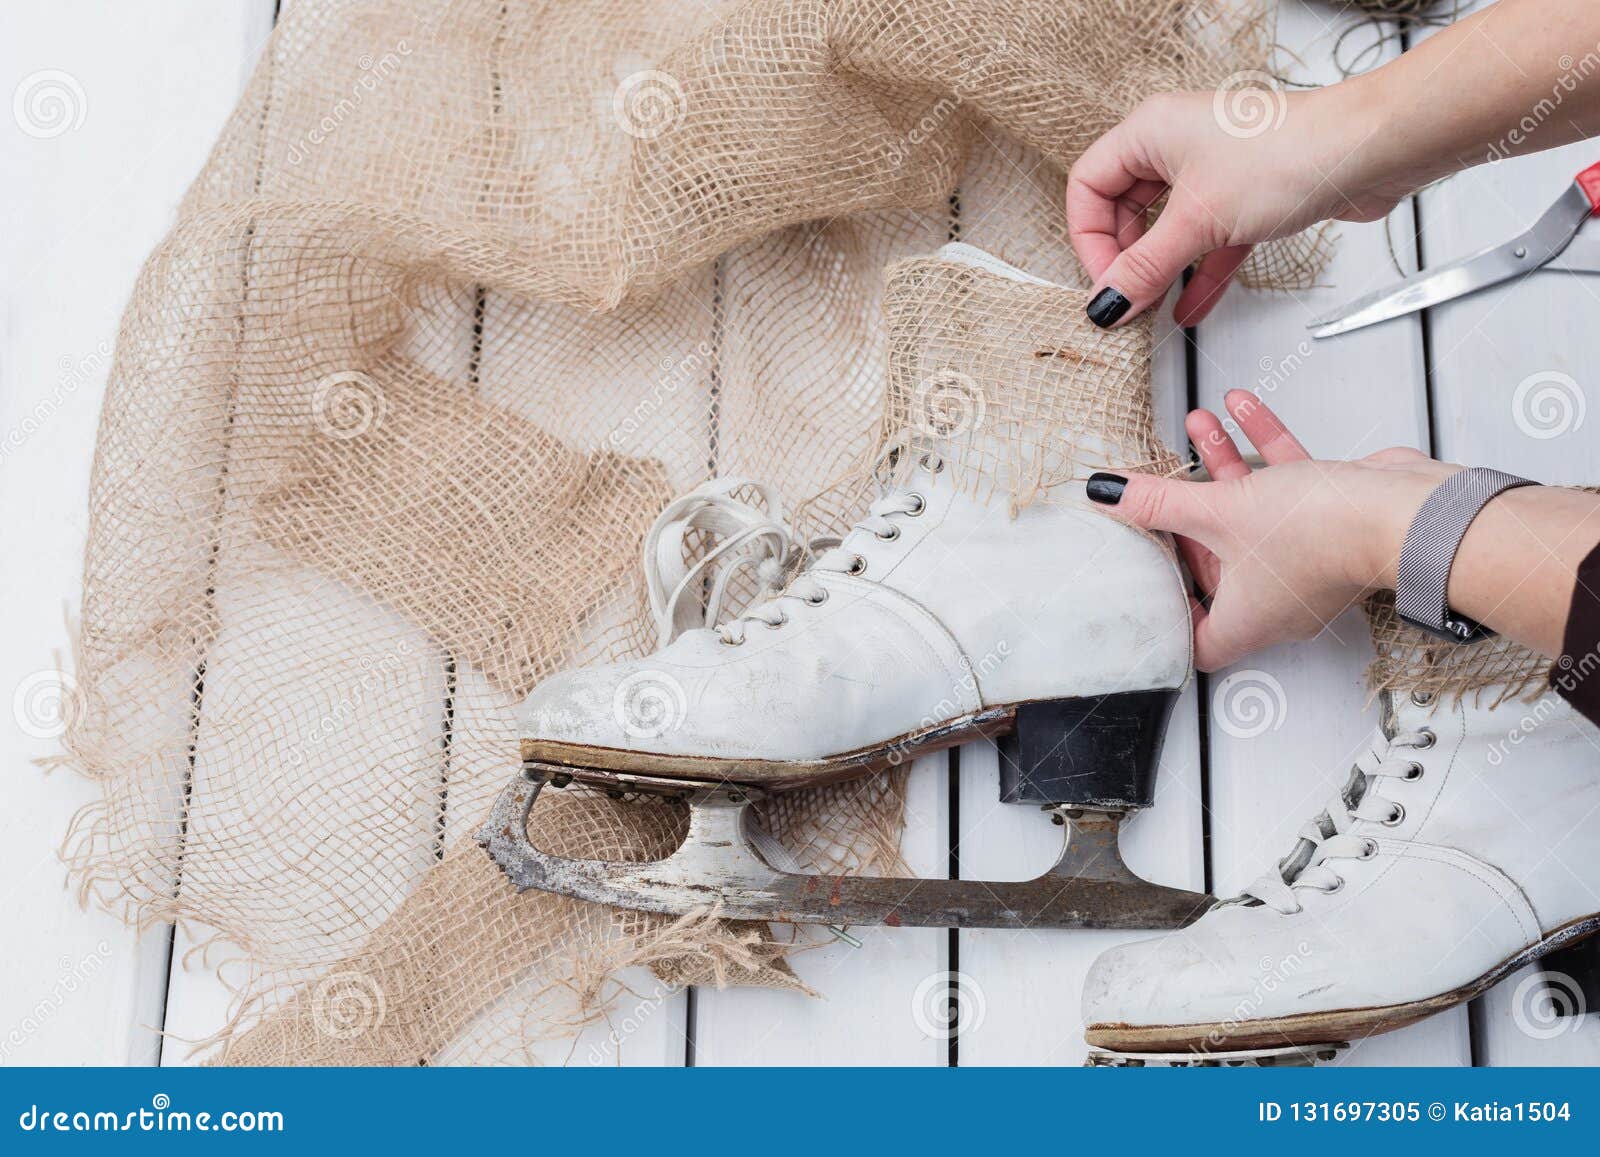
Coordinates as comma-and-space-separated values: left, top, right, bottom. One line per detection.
1085, 676, 1600, 1067
479, 242, 1214, 930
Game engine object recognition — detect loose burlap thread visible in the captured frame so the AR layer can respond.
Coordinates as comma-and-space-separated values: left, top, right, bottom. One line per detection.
58, 0, 1326, 1063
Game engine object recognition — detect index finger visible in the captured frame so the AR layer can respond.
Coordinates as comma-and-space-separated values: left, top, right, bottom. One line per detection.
1066, 130, 1166, 282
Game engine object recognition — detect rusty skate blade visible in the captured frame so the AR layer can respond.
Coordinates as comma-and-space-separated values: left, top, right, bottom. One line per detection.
476, 765, 1214, 930
1086, 1043, 1347, 1068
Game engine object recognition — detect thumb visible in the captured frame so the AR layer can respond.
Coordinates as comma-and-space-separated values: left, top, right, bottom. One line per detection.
1085, 211, 1206, 329
1085, 471, 1218, 539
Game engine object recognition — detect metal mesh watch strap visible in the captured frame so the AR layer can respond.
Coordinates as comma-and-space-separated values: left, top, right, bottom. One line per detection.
1394, 466, 1538, 643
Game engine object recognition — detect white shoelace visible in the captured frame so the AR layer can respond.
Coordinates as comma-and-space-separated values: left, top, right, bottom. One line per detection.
1240, 727, 1434, 916
714, 487, 932, 645
642, 445, 943, 647
642, 479, 797, 647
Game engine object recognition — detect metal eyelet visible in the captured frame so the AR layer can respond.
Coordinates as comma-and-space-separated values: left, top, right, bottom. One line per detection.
1413, 728, 1436, 750
1383, 803, 1405, 827
1321, 878, 1345, 895
905, 493, 926, 516
765, 615, 787, 630
1410, 690, 1435, 708
806, 589, 829, 607
847, 554, 867, 576
919, 454, 945, 474
1404, 762, 1424, 782
877, 524, 901, 542
1360, 839, 1378, 860
719, 635, 745, 647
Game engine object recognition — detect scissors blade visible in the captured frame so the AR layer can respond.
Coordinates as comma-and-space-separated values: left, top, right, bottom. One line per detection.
1542, 235, 1600, 274
1308, 182, 1594, 339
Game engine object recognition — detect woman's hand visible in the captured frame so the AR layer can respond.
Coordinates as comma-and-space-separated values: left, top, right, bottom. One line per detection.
1088, 393, 1600, 670
1066, 0, 1600, 329
1066, 86, 1410, 329
1087, 392, 1450, 670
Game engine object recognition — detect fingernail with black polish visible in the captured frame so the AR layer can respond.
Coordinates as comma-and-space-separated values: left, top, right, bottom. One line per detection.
1086, 472, 1127, 505
1086, 287, 1131, 329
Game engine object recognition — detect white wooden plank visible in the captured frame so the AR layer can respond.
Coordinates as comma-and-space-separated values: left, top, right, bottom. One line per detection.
692, 755, 951, 1066
1193, 0, 1469, 1066
468, 283, 707, 1065
1415, 0, 1600, 1062
691, 214, 955, 1065
159, 562, 450, 1064
0, 0, 276, 1066
954, 260, 1206, 1064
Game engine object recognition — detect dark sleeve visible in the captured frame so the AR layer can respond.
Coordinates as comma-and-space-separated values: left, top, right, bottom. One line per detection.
1551, 540, 1600, 726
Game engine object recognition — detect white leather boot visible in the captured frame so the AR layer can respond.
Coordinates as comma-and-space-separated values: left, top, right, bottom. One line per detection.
1082, 683, 1600, 1055
479, 243, 1210, 931
516, 242, 1192, 789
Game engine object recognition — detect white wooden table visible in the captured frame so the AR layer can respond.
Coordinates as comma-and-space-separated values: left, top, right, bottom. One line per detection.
3, 0, 1598, 1067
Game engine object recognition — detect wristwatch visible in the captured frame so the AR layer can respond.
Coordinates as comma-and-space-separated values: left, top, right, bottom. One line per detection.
1394, 466, 1539, 643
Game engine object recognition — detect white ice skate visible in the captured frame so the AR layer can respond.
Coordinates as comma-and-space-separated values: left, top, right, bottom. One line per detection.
479, 243, 1212, 930
1083, 681, 1600, 1062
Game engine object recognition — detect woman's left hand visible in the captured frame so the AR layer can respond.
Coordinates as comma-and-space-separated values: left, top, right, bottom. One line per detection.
1087, 392, 1451, 671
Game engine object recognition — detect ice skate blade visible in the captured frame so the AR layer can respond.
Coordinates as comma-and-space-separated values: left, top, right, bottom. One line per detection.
1086, 1043, 1346, 1068
476, 767, 1214, 930
1085, 909, 1600, 1052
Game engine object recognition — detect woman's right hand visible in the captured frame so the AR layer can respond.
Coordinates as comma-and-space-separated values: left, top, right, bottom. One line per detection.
1066, 84, 1417, 329
1067, 0, 1600, 330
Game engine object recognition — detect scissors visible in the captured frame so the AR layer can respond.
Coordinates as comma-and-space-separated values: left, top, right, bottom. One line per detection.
1308, 160, 1600, 339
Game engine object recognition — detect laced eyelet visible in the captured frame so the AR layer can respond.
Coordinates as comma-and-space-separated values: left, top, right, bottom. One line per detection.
806, 589, 828, 606
1410, 690, 1435, 708
1413, 728, 1436, 750
1383, 803, 1406, 827
847, 554, 867, 576
877, 524, 901, 542
765, 615, 787, 630
905, 493, 926, 516
1404, 761, 1424, 782
1321, 878, 1345, 895
1360, 839, 1378, 860
719, 635, 745, 647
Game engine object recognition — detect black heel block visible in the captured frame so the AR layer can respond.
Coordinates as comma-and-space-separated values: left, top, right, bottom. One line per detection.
998, 689, 1180, 809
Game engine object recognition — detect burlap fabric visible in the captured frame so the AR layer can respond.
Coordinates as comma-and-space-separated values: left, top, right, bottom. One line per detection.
59, 0, 1324, 1063
1365, 591, 1551, 707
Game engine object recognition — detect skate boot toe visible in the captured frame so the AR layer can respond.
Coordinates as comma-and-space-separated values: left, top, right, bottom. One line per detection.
1081, 926, 1227, 1033
517, 660, 702, 754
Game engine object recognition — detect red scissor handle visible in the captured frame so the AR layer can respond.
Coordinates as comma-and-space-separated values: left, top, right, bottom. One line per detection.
1578, 161, 1600, 215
